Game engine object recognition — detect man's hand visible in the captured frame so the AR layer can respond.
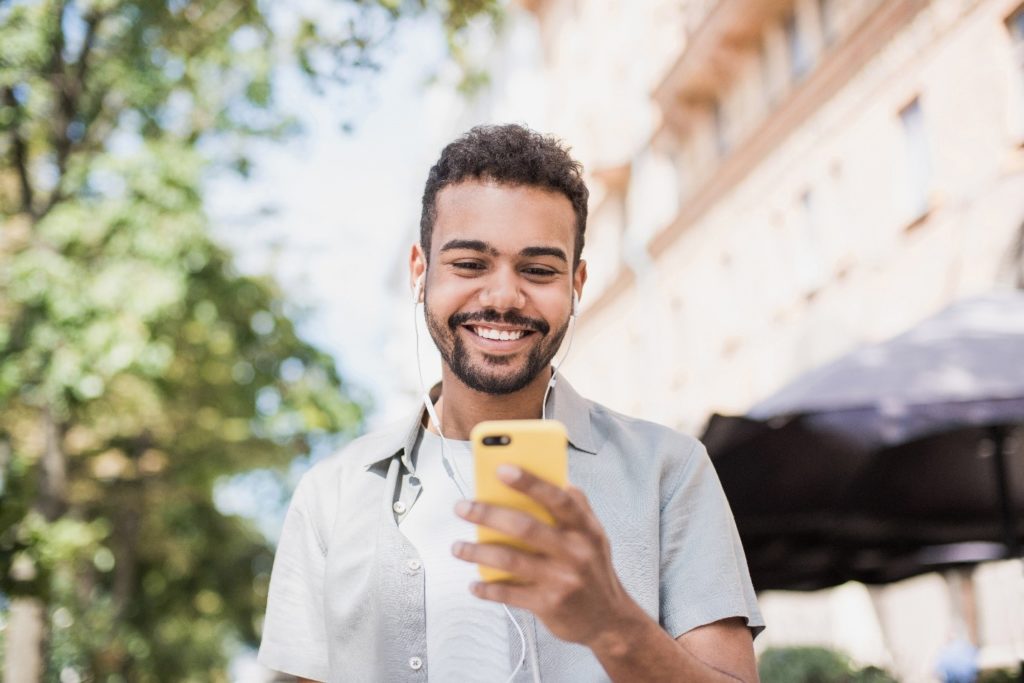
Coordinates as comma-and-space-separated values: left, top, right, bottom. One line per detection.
451, 464, 633, 647
452, 464, 759, 682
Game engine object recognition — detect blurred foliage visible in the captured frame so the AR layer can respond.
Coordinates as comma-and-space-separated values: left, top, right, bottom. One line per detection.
979, 669, 1023, 683
1, 160, 361, 678
0, 0, 499, 680
759, 646, 900, 683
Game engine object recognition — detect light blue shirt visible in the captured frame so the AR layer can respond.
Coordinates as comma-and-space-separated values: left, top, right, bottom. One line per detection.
402, 430, 511, 682
258, 374, 764, 682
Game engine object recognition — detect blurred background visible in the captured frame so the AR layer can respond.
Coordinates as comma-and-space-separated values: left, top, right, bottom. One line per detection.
2, 0, 1023, 681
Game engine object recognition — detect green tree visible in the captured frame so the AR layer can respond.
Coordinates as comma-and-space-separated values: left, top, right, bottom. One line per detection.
0, 0, 499, 680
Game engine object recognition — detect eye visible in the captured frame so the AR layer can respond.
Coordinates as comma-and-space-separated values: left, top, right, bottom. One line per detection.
452, 260, 486, 271
523, 267, 557, 277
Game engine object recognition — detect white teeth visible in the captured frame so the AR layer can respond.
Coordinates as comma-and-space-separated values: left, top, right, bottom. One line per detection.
472, 326, 526, 341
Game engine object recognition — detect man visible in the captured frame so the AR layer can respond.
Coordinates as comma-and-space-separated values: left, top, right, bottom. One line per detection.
258, 124, 764, 682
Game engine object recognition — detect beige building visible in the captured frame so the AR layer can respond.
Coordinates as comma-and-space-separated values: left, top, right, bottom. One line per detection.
463, 0, 1024, 680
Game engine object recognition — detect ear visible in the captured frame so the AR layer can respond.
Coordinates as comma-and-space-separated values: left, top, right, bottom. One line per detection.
409, 243, 427, 301
573, 259, 588, 311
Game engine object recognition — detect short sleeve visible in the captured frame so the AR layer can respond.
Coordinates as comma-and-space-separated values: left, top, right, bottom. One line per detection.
257, 473, 331, 681
659, 439, 765, 640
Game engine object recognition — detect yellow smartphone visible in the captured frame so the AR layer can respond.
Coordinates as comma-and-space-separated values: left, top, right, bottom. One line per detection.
470, 419, 569, 583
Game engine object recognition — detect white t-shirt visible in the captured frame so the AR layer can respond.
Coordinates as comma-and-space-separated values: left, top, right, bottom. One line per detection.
401, 429, 511, 681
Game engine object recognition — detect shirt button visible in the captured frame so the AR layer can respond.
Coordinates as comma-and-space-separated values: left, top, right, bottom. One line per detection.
409, 656, 423, 671
407, 559, 422, 571
393, 501, 407, 514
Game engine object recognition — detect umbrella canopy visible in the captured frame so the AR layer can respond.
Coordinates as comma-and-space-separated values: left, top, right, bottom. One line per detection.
703, 291, 1024, 592
748, 291, 1024, 447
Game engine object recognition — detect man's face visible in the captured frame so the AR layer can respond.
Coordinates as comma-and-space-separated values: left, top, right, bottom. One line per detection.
411, 180, 586, 395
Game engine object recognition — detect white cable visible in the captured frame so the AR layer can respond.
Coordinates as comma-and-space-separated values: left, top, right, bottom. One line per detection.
503, 604, 529, 683
541, 286, 578, 421
413, 300, 471, 494
412, 294, 532, 683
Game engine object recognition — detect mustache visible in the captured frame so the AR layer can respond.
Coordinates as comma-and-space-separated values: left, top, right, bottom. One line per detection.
449, 309, 550, 335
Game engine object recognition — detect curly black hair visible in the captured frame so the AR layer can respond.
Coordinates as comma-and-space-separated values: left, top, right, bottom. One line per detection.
419, 124, 589, 267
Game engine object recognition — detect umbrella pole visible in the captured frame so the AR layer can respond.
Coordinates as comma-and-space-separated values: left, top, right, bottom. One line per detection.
989, 426, 1024, 683
990, 426, 1020, 558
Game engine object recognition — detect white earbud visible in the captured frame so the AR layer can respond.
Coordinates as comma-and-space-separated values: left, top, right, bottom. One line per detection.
572, 290, 579, 317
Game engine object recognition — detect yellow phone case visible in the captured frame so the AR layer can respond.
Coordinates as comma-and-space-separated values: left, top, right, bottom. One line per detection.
470, 419, 569, 583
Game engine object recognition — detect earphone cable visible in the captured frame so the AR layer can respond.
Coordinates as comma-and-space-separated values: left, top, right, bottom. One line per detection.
541, 293, 578, 420
412, 295, 532, 683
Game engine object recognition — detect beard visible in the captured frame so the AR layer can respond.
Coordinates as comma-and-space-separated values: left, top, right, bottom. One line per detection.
425, 302, 569, 395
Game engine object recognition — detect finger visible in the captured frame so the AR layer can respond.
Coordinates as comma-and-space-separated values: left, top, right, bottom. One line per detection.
468, 579, 539, 611
451, 541, 546, 582
496, 465, 589, 530
565, 485, 605, 538
454, 500, 565, 556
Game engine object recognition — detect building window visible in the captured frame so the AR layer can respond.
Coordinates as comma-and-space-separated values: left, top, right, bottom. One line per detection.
671, 143, 692, 199
761, 35, 778, 108
712, 98, 730, 157
818, 0, 838, 47
899, 97, 931, 219
785, 10, 811, 82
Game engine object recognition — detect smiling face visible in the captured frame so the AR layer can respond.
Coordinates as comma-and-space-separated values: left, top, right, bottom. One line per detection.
411, 180, 586, 396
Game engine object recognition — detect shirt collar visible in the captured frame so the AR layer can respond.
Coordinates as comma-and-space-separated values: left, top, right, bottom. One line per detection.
357, 371, 597, 469
546, 372, 597, 454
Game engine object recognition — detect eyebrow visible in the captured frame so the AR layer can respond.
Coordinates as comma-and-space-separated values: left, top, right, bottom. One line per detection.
440, 239, 498, 256
440, 239, 568, 263
519, 246, 568, 262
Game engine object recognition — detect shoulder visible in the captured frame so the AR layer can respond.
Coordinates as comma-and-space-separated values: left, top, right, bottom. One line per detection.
572, 395, 726, 520
289, 415, 410, 517
299, 413, 411, 485
587, 398, 705, 464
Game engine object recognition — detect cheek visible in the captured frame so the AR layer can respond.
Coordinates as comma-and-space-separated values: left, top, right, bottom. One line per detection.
532, 288, 573, 321
426, 279, 476, 312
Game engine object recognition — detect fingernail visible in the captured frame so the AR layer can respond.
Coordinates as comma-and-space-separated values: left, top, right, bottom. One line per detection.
455, 500, 471, 516
497, 464, 520, 481
452, 541, 464, 555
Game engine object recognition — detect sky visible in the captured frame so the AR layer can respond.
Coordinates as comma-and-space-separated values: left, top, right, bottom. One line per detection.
206, 14, 468, 432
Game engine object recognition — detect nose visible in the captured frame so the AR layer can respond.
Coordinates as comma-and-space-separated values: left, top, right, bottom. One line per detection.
478, 267, 525, 311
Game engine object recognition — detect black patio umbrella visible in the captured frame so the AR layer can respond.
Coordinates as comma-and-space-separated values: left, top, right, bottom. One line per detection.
702, 291, 1024, 592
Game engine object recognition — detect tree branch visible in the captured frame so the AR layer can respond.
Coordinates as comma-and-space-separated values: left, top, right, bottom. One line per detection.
37, 8, 109, 220
111, 482, 142, 621
47, 0, 72, 199
76, 10, 103, 89
36, 94, 120, 222
2, 86, 35, 217
38, 407, 68, 522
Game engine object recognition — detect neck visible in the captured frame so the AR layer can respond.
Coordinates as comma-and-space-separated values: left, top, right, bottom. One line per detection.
428, 367, 553, 440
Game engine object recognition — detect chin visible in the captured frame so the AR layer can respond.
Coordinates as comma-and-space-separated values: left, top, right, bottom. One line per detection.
457, 363, 540, 396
